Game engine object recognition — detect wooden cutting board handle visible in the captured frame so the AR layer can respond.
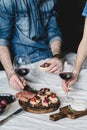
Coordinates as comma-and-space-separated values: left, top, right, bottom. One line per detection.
60, 106, 87, 119
49, 112, 66, 121
50, 105, 87, 121
67, 109, 87, 119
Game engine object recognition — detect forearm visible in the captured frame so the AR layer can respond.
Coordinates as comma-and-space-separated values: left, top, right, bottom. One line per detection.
0, 46, 14, 78
73, 18, 87, 73
47, 11, 62, 45
50, 40, 62, 57
73, 40, 87, 73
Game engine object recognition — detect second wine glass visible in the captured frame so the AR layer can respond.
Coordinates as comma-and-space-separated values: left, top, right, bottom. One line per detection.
59, 72, 74, 102
13, 55, 30, 77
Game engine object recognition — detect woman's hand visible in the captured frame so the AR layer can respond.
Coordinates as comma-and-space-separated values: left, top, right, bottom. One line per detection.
62, 73, 79, 93
9, 73, 26, 90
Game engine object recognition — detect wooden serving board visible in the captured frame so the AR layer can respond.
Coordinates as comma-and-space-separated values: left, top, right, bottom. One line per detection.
19, 85, 61, 114
19, 99, 60, 114
49, 105, 87, 121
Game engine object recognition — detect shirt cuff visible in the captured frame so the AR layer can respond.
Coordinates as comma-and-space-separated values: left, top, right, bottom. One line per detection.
0, 39, 9, 46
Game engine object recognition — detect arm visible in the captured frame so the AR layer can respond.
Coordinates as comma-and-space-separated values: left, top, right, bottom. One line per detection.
62, 17, 87, 92
0, 46, 14, 78
47, 11, 62, 56
46, 40, 63, 74
46, 5, 63, 73
73, 17, 87, 74
46, 0, 62, 55
50, 40, 62, 57
0, 2, 25, 90
0, 46, 25, 90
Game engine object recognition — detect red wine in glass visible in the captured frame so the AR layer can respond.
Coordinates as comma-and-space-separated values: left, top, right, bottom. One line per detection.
15, 68, 30, 76
13, 55, 30, 77
59, 72, 74, 81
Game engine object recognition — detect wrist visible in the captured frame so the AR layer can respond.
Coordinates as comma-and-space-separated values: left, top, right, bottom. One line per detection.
6, 68, 15, 79
53, 54, 62, 59
73, 65, 81, 75
72, 69, 80, 76
53, 54, 65, 64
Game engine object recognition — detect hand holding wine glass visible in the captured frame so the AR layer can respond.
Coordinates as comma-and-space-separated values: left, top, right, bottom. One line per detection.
59, 72, 74, 102
62, 72, 79, 92
12, 55, 30, 90
59, 72, 74, 91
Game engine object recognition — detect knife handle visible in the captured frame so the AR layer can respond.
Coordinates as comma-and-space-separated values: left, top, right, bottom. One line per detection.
0, 114, 13, 125
0, 108, 23, 126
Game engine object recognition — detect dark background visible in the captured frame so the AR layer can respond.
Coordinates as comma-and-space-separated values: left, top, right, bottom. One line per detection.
0, 0, 86, 70
56, 0, 86, 53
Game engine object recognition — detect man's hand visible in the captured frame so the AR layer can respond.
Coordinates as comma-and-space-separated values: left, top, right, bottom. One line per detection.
45, 57, 63, 74
48, 39, 63, 74
9, 73, 26, 90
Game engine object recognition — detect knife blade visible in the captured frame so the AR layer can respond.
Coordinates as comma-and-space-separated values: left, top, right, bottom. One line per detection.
0, 100, 30, 126
23, 84, 37, 94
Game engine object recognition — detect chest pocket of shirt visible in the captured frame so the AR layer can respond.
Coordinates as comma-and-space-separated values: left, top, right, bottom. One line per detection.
15, 12, 30, 37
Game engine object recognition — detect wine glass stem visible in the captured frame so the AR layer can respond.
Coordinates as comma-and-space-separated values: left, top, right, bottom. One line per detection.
65, 91, 74, 101
65, 92, 69, 99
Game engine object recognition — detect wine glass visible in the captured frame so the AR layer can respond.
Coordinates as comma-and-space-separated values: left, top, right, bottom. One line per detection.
13, 55, 30, 77
59, 72, 74, 102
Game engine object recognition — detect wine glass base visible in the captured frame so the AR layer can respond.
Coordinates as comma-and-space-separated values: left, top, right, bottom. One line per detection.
63, 96, 74, 102
60, 96, 74, 104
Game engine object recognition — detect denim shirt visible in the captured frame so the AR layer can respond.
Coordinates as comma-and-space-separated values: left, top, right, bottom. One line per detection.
0, 0, 62, 63
82, 2, 87, 17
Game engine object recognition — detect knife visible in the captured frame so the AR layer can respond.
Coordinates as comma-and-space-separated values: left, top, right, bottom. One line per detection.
0, 85, 37, 125
23, 84, 37, 94
0, 100, 30, 126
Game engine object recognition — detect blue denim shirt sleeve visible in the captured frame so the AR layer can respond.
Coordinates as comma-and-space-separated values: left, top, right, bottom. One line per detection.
0, 2, 14, 46
82, 2, 87, 17
47, 11, 62, 45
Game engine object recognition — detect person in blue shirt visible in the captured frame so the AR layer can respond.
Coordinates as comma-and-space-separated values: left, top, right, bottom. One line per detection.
0, 0, 63, 90
62, 1, 87, 92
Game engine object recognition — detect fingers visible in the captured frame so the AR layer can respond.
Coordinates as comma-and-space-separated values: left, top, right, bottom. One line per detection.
62, 78, 76, 93
47, 65, 63, 73
53, 66, 63, 74
62, 80, 69, 93
45, 61, 63, 73
9, 74, 25, 90
46, 64, 57, 72
19, 77, 26, 86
